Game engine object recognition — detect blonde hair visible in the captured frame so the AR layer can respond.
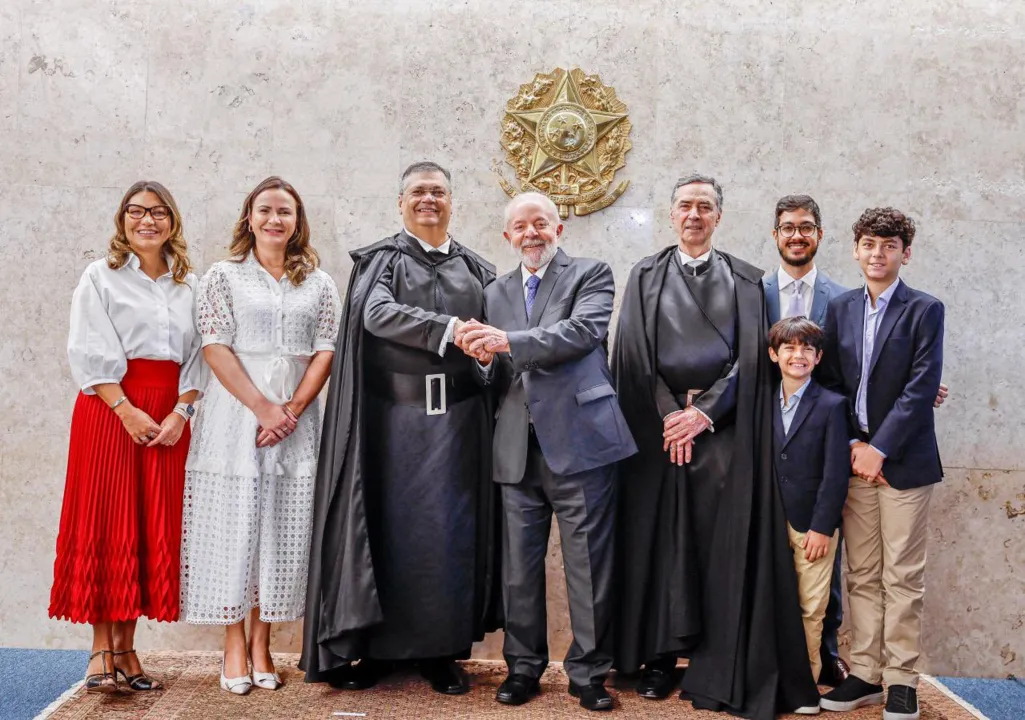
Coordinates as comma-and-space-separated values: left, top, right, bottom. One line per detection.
107, 181, 192, 283
229, 176, 320, 285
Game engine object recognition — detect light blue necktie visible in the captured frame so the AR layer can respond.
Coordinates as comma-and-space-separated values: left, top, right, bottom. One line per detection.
525, 274, 541, 318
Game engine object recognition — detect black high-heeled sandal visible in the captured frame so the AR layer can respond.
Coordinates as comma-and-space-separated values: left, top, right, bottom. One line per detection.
85, 650, 118, 694
112, 649, 162, 691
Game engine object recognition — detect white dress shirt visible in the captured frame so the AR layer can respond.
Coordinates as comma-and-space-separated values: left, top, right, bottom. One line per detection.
67, 255, 202, 396
678, 247, 712, 267
777, 265, 818, 319
405, 228, 458, 357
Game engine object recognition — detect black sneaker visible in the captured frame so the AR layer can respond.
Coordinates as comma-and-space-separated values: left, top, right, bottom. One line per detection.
819, 675, 884, 712
883, 685, 919, 720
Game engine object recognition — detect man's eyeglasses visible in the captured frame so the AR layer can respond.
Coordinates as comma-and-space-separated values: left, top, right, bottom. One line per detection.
406, 188, 449, 199
776, 223, 818, 238
126, 204, 172, 221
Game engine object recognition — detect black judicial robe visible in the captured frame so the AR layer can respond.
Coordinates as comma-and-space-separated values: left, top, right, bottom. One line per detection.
300, 232, 501, 680
611, 248, 819, 719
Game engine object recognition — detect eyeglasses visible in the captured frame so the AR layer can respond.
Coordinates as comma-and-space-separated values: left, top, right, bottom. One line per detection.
125, 204, 171, 221
406, 188, 449, 199
776, 223, 818, 238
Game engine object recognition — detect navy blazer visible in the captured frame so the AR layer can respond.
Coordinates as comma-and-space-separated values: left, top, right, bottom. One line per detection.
819, 280, 944, 490
484, 249, 637, 481
764, 267, 849, 327
773, 380, 851, 535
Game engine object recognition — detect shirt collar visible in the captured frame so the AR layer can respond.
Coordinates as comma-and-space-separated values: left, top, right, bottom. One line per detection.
678, 247, 713, 266
779, 378, 812, 409
125, 252, 173, 279
863, 277, 902, 310
405, 228, 452, 255
522, 260, 552, 285
777, 265, 817, 291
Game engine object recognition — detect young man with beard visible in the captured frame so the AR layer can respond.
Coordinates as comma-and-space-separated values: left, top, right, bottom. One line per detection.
457, 192, 636, 711
300, 161, 500, 695
763, 195, 850, 687
613, 175, 821, 719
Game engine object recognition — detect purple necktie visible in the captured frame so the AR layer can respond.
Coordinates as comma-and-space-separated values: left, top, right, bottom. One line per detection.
525, 274, 541, 318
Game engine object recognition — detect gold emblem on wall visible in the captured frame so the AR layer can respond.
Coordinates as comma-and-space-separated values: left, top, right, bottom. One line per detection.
498, 68, 632, 219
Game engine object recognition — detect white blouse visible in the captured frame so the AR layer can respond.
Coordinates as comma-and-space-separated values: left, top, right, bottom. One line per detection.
67, 255, 203, 396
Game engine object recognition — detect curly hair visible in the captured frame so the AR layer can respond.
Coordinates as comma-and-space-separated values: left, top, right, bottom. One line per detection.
229, 176, 320, 286
107, 181, 192, 283
852, 207, 916, 249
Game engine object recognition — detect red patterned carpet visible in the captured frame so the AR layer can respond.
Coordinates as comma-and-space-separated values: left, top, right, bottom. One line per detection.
44, 652, 977, 719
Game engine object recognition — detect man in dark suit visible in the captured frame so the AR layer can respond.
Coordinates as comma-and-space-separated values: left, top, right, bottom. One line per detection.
767, 316, 850, 706
763, 194, 850, 686
818, 208, 944, 720
457, 192, 636, 712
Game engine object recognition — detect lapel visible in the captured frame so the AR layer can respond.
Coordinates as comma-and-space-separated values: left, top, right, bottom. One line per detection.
502, 270, 528, 330
869, 280, 909, 376
847, 292, 865, 369
811, 273, 831, 325
764, 272, 780, 326
781, 381, 819, 450
528, 248, 569, 328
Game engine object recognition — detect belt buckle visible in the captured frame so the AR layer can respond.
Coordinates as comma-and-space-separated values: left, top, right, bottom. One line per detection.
425, 373, 447, 415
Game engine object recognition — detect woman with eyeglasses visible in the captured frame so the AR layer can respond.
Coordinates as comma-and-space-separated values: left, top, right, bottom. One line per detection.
179, 176, 340, 695
50, 181, 202, 694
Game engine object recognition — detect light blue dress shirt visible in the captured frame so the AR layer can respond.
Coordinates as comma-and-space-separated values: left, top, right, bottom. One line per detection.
855, 278, 901, 433
780, 378, 812, 435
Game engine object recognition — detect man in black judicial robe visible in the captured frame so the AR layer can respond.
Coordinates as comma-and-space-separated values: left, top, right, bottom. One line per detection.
611, 174, 821, 719
299, 162, 500, 695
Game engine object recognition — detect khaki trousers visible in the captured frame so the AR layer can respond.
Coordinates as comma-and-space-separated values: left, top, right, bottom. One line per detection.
843, 477, 933, 687
787, 523, 839, 682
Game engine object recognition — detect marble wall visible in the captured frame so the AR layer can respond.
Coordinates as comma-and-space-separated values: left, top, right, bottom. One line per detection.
1, 0, 1022, 678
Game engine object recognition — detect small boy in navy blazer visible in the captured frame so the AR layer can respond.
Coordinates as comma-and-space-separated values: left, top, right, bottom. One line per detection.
818, 208, 944, 720
768, 316, 850, 700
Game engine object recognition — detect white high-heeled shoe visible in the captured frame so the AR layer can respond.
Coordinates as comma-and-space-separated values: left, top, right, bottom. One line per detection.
220, 655, 253, 696
248, 647, 282, 690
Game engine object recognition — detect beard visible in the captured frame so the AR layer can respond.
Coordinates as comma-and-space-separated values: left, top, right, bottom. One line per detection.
516, 240, 558, 270
777, 241, 817, 267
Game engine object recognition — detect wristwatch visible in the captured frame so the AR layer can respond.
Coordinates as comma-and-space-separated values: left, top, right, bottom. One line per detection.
174, 402, 195, 420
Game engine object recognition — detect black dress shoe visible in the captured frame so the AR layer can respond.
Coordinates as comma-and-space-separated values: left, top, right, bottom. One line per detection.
496, 673, 540, 705
817, 655, 851, 687
419, 660, 470, 695
636, 665, 676, 699
327, 659, 388, 690
569, 682, 614, 711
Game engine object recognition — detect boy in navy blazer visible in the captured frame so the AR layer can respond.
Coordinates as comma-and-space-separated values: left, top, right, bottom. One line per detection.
768, 317, 850, 705
818, 208, 944, 720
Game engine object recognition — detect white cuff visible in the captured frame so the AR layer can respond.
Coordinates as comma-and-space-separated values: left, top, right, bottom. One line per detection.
438, 317, 458, 357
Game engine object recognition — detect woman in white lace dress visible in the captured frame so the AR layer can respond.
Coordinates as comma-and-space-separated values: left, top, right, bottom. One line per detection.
181, 176, 340, 695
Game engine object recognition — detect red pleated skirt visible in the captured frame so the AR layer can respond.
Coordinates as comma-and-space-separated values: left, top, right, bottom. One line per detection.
49, 359, 190, 624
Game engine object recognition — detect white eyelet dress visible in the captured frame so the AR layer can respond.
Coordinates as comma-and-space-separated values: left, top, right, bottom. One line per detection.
180, 253, 340, 625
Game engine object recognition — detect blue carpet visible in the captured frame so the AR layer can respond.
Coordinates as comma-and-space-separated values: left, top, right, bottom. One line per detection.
0, 648, 88, 720
937, 675, 1025, 720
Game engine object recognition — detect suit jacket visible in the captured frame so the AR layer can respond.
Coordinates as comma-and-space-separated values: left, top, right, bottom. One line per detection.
764, 267, 849, 327
483, 248, 637, 483
819, 280, 944, 490
773, 380, 851, 535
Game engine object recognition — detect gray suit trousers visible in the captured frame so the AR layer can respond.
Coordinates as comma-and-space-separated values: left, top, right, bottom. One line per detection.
500, 431, 616, 686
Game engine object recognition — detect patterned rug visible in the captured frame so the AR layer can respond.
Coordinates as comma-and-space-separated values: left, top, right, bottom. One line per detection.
43, 652, 978, 719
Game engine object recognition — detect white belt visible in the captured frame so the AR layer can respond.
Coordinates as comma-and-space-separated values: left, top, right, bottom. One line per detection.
235, 351, 311, 405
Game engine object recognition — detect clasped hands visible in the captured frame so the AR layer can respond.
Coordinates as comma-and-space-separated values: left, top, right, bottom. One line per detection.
663, 408, 711, 466
255, 400, 301, 448
850, 441, 889, 486
453, 319, 509, 365
118, 403, 187, 447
